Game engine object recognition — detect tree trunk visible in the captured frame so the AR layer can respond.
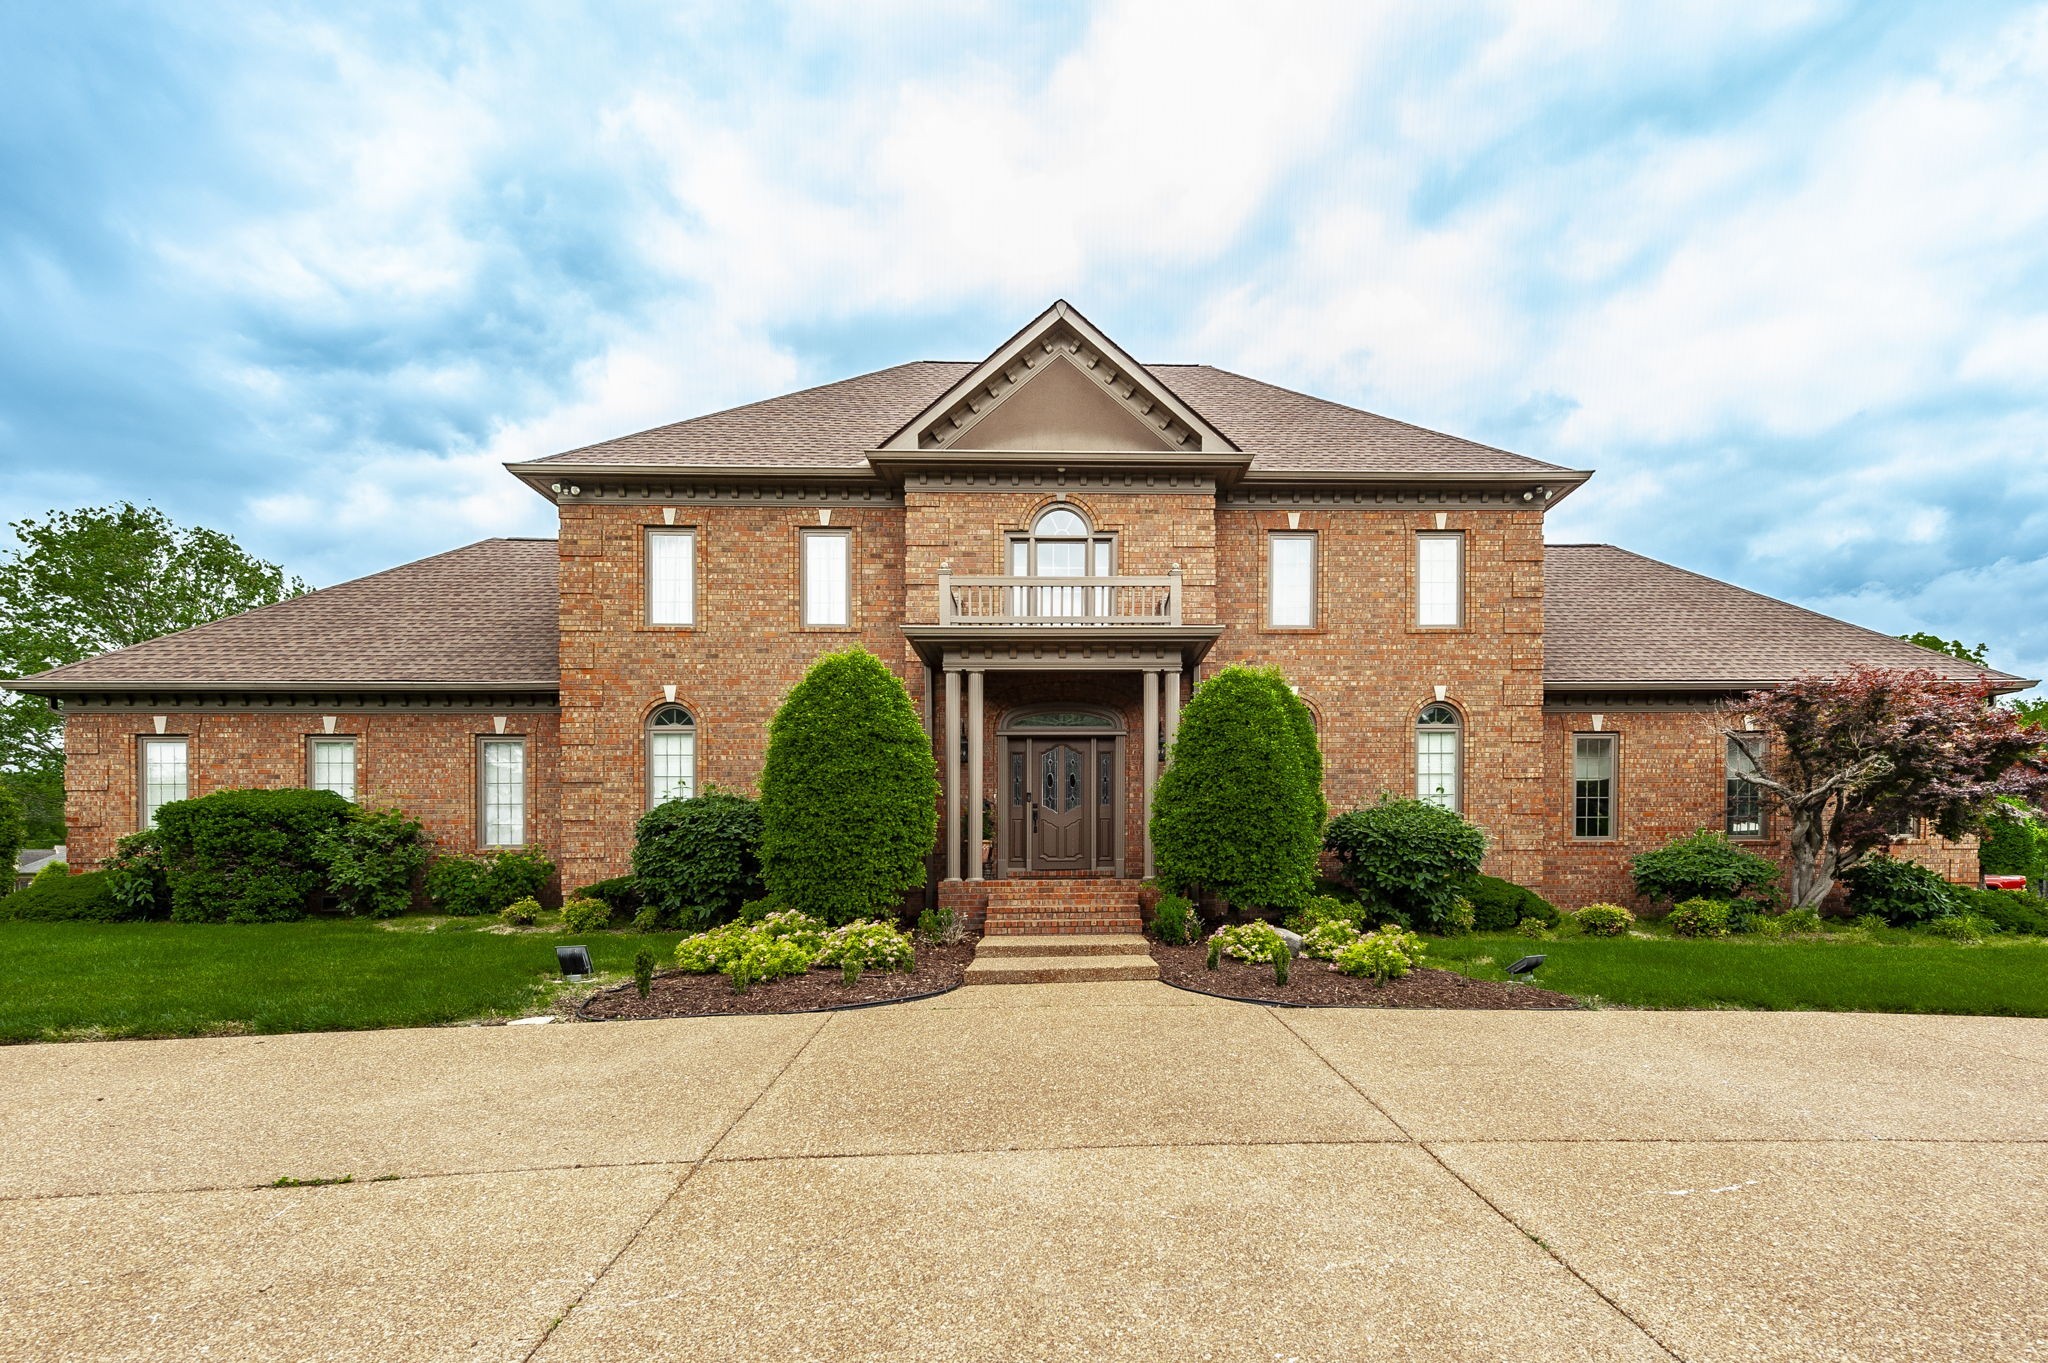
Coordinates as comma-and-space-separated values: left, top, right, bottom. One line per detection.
1784, 799, 1838, 910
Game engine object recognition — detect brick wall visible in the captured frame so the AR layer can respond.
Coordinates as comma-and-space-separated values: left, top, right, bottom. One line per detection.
61, 707, 560, 870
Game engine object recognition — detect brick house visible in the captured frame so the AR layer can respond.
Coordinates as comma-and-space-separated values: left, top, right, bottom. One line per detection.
10, 302, 2030, 913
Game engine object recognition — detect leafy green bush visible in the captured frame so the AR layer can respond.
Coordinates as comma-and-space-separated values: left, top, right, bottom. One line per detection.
1302, 920, 1361, 960
31, 862, 69, 886
1334, 927, 1427, 983
1324, 797, 1486, 933
561, 898, 612, 932
154, 788, 351, 923
499, 897, 542, 927
633, 949, 655, 998
1667, 898, 1735, 938
1923, 914, 1989, 943
1153, 666, 1322, 911
1842, 857, 1957, 926
1515, 918, 1549, 938
1575, 902, 1636, 937
725, 935, 815, 993
1440, 895, 1476, 935
1518, 897, 1561, 929
317, 806, 428, 918
1283, 895, 1363, 934
1781, 907, 1825, 933
0, 869, 143, 922
760, 648, 938, 925
573, 876, 643, 914
1977, 798, 2046, 881
916, 905, 961, 944
1147, 893, 1200, 946
104, 829, 169, 918
1630, 829, 1782, 905
814, 920, 916, 977
1207, 921, 1289, 965
0, 782, 22, 896
426, 847, 555, 917
1448, 877, 1540, 931
672, 922, 754, 974
631, 789, 765, 930
1954, 886, 2048, 935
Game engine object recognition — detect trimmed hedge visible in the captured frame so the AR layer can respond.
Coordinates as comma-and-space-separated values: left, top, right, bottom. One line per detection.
1152, 666, 1321, 911
1462, 873, 1555, 932
760, 648, 938, 925
1955, 886, 2048, 935
0, 869, 144, 922
1323, 796, 1486, 933
573, 876, 644, 914
426, 847, 556, 917
1630, 829, 1782, 905
631, 789, 764, 930
154, 788, 351, 923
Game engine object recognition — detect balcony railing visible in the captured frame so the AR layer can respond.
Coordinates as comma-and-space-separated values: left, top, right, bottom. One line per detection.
938, 567, 1182, 626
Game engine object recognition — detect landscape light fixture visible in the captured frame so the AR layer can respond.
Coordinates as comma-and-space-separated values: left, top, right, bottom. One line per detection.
1506, 954, 1546, 981
556, 945, 593, 980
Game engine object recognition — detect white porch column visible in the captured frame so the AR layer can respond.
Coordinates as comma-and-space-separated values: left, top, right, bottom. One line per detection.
1141, 667, 1160, 879
966, 668, 986, 882
943, 666, 962, 882
1163, 663, 1182, 759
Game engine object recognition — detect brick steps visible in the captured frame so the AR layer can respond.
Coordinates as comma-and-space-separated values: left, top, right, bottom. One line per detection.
980, 876, 1146, 937
974, 933, 1149, 958
962, 952, 1159, 986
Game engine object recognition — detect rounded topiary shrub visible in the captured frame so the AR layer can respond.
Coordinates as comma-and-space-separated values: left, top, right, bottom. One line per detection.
1152, 666, 1321, 912
1460, 873, 1556, 933
631, 789, 765, 930
154, 788, 352, 923
1630, 829, 1782, 905
1323, 796, 1486, 933
0, 869, 143, 922
1575, 902, 1636, 937
759, 647, 939, 925
1666, 898, 1734, 938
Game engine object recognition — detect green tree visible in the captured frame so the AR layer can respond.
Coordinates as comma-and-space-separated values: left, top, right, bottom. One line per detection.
0, 780, 23, 886
1898, 633, 1990, 666
759, 648, 938, 924
0, 503, 306, 843
1151, 665, 1321, 911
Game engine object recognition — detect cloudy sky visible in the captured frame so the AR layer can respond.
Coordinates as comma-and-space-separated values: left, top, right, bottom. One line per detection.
3, 1, 2046, 689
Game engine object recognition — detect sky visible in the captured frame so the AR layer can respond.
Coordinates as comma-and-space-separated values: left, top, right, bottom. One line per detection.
3, 0, 2046, 691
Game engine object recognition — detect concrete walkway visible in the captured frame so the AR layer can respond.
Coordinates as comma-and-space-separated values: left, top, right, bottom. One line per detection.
1, 984, 2044, 1362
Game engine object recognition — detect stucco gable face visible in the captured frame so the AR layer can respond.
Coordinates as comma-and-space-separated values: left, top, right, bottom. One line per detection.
940, 352, 1176, 452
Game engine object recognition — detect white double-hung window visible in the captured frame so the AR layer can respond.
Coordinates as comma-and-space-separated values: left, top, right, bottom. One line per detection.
801, 529, 850, 627
646, 528, 695, 626
479, 738, 527, 847
309, 737, 357, 801
1268, 532, 1316, 628
140, 736, 188, 828
647, 705, 697, 807
1417, 532, 1463, 627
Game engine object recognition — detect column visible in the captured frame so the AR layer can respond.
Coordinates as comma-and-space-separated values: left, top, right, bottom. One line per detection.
943, 666, 962, 882
966, 668, 986, 882
1163, 663, 1182, 758
1141, 667, 1160, 879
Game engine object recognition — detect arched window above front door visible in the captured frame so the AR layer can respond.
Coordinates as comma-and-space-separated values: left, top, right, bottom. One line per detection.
1008, 504, 1115, 578
648, 704, 696, 808
1417, 702, 1462, 812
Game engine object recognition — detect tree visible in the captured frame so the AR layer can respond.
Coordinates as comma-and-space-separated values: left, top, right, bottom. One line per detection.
759, 648, 938, 924
0, 503, 306, 843
0, 780, 23, 886
1734, 667, 2048, 909
1151, 665, 1321, 911
2010, 696, 2048, 731
1898, 633, 1990, 666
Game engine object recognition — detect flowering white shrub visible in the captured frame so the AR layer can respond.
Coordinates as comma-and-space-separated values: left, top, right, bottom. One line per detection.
1207, 921, 1289, 966
1334, 927, 1427, 984
1302, 920, 1362, 960
814, 919, 916, 973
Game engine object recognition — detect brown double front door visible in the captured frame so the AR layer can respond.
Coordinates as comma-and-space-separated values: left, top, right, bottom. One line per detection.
1003, 735, 1122, 874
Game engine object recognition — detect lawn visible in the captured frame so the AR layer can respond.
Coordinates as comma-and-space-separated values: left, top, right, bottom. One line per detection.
1428, 930, 2048, 1016
0, 918, 689, 1043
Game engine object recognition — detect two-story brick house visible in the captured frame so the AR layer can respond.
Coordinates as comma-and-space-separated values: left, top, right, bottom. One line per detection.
12, 302, 2028, 911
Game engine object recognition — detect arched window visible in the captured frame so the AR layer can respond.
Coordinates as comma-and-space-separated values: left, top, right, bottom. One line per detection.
1416, 703, 1462, 811
648, 705, 696, 807
1009, 504, 1115, 578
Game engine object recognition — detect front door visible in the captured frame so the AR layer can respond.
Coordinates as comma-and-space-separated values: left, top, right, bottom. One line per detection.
1034, 742, 1087, 868
1004, 734, 1121, 874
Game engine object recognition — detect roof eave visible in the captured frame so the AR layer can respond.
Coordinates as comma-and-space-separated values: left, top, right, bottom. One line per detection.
1545, 674, 2037, 696
505, 460, 888, 503
6, 678, 561, 697
1238, 467, 1593, 503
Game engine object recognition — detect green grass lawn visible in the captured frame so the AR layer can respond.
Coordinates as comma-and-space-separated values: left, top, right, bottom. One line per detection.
0, 918, 688, 1043
1428, 930, 2048, 1016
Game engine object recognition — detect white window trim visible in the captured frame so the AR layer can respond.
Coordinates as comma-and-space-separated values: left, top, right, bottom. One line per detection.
799, 528, 852, 628
647, 706, 698, 809
1267, 531, 1317, 629
478, 737, 528, 848
1416, 531, 1465, 628
645, 527, 697, 627
139, 735, 188, 830
1416, 705, 1462, 813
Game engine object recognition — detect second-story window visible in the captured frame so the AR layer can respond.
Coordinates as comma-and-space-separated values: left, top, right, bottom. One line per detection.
1417, 532, 1463, 627
1009, 505, 1114, 619
1268, 532, 1316, 628
801, 529, 850, 627
646, 528, 695, 626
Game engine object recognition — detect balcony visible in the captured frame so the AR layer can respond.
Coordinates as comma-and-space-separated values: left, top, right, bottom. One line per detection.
937, 567, 1182, 626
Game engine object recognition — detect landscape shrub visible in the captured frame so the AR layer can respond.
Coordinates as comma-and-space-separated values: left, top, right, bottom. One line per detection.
155, 788, 351, 923
1324, 797, 1487, 933
31, 862, 69, 886
1302, 919, 1362, 960
0, 869, 141, 922
631, 789, 765, 930
633, 949, 655, 998
104, 829, 169, 918
1954, 886, 2048, 935
915, 905, 961, 945
1207, 921, 1289, 965
498, 897, 542, 927
1440, 895, 1476, 935
1282, 895, 1364, 934
1781, 907, 1825, 934
1923, 914, 1990, 943
1334, 927, 1427, 984
760, 648, 938, 925
0, 782, 21, 893
672, 922, 755, 974
1147, 893, 1200, 946
1741, 911, 1786, 938
1666, 898, 1735, 938
1575, 902, 1637, 937
1515, 918, 1549, 938
1977, 798, 2047, 883
573, 876, 643, 915
1842, 857, 1957, 926
1517, 896, 1561, 929
1153, 666, 1322, 912
561, 898, 613, 933
725, 935, 816, 994
427, 847, 556, 917
317, 806, 428, 918
1630, 829, 1783, 905
1459, 872, 1552, 932
813, 920, 916, 980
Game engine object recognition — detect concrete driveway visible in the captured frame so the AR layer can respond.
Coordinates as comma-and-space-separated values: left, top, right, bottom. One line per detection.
1, 983, 2043, 1362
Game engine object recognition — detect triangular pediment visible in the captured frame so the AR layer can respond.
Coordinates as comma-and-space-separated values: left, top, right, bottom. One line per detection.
878, 300, 1236, 455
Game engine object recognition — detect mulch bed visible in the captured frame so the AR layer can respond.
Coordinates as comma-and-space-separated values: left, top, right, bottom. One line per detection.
1151, 944, 1582, 1010
577, 942, 976, 1020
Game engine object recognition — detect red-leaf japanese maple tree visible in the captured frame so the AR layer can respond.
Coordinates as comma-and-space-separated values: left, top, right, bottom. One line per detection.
1731, 667, 2048, 908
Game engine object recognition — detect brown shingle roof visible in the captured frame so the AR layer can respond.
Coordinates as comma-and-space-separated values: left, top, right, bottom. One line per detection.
1543, 544, 2033, 690
10, 539, 558, 691
529, 361, 1570, 477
